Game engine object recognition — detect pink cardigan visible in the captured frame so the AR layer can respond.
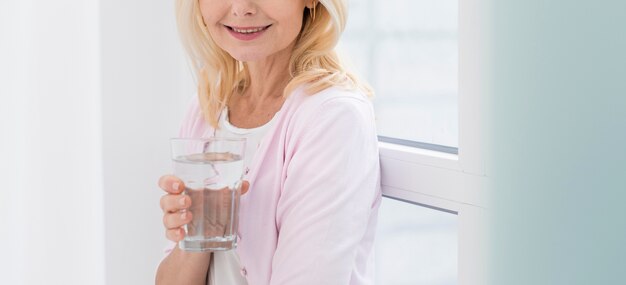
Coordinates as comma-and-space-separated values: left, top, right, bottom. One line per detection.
178, 86, 382, 285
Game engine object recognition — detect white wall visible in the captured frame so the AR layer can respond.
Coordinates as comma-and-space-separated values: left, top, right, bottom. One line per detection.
100, 0, 193, 284
1, 1, 105, 284
1, 1, 194, 283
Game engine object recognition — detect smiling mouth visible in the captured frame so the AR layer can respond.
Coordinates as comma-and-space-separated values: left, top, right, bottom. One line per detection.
225, 25, 272, 34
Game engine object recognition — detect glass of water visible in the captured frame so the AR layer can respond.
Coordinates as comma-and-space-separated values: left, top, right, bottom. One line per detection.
170, 138, 246, 252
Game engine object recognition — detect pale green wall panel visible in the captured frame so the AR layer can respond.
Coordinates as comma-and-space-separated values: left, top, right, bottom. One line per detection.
488, 1, 626, 284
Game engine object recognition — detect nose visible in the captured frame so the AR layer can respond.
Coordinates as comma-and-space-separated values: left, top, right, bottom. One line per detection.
231, 0, 257, 17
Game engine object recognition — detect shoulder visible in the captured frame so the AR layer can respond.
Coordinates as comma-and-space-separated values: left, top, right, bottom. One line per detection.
278, 86, 377, 141
285, 86, 374, 124
290, 85, 371, 109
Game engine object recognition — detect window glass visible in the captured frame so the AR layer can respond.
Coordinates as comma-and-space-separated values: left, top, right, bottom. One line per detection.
339, 0, 459, 147
375, 198, 458, 285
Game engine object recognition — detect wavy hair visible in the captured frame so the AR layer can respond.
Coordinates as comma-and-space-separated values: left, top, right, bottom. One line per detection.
175, 0, 373, 127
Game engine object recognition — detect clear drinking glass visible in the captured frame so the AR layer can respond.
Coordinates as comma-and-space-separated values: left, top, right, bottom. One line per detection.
170, 138, 246, 251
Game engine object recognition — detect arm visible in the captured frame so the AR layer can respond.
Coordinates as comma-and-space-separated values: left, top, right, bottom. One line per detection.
156, 247, 211, 285
270, 97, 381, 284
155, 175, 212, 285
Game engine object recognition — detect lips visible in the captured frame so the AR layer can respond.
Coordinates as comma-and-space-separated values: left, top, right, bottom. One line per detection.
224, 24, 272, 41
225, 24, 271, 34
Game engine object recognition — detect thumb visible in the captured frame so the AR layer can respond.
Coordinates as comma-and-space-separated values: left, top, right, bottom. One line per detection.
240, 180, 250, 195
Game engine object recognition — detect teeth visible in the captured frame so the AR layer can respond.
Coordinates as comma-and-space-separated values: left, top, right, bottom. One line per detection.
232, 27, 265, 34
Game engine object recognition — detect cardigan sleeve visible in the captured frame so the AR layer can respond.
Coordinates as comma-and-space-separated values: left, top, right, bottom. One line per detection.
270, 96, 381, 285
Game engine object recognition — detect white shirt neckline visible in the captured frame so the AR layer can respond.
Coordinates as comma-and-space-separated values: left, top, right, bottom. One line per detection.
219, 108, 281, 135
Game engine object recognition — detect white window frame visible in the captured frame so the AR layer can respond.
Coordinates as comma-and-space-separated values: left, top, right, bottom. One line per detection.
377, 1, 489, 284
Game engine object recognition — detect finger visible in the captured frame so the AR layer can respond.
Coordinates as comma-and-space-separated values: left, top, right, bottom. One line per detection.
240, 181, 250, 195
158, 175, 184, 194
166, 228, 185, 242
163, 211, 193, 230
160, 194, 191, 213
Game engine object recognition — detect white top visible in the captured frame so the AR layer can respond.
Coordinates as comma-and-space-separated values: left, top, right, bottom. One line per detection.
208, 108, 279, 285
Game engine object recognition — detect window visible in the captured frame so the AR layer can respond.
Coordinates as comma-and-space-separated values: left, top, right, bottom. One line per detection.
339, 1, 488, 284
338, 0, 459, 147
376, 198, 458, 285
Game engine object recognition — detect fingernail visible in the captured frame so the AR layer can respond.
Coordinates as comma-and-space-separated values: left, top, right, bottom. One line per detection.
172, 182, 180, 191
181, 212, 187, 220
179, 197, 186, 206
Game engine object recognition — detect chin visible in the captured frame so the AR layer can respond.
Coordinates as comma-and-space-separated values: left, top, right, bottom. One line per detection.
229, 51, 267, 63
233, 54, 263, 62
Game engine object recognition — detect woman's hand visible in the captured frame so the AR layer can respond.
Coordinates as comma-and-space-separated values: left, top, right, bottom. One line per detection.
158, 175, 192, 242
158, 175, 250, 242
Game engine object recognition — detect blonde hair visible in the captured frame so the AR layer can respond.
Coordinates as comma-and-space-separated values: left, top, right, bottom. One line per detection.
175, 0, 373, 127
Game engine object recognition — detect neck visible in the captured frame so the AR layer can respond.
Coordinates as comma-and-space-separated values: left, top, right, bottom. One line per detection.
242, 44, 294, 100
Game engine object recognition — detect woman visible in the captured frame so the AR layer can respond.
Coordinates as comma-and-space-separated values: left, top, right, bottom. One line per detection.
156, 0, 381, 284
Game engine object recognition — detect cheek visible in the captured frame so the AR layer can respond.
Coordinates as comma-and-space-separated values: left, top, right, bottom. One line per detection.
198, 1, 226, 40
286, 18, 304, 42
198, 0, 219, 25
280, 11, 304, 42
